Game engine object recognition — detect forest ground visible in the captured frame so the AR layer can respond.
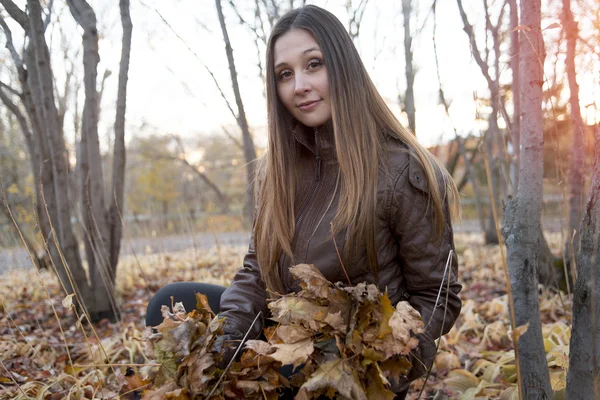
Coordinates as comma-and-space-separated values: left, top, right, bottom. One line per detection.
0, 232, 570, 399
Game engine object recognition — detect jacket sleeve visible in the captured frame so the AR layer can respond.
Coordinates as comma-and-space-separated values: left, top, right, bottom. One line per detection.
388, 155, 462, 382
218, 228, 269, 340
219, 170, 269, 340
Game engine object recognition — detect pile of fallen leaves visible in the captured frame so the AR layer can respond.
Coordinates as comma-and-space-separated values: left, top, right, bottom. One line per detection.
139, 263, 424, 399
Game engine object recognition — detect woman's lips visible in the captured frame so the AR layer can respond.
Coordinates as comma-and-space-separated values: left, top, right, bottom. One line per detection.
298, 100, 321, 111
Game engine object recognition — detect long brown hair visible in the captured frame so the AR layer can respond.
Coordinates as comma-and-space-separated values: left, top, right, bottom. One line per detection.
255, 5, 459, 294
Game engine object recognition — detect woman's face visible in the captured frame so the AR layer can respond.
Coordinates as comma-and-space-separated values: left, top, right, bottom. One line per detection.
273, 29, 332, 128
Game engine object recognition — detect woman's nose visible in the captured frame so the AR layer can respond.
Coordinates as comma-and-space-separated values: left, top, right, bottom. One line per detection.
294, 74, 311, 95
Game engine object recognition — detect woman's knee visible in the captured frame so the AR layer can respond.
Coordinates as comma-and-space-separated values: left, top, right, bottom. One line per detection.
145, 282, 226, 327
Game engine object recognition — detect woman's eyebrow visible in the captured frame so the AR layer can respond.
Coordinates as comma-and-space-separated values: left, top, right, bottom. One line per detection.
274, 47, 322, 70
303, 46, 321, 54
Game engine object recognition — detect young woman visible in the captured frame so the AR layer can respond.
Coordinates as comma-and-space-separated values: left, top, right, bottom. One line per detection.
146, 5, 462, 398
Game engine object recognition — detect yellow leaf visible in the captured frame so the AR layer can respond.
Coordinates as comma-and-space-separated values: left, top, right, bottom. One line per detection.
365, 364, 395, 400
7, 183, 19, 194
377, 292, 395, 338
550, 370, 566, 391
444, 369, 480, 394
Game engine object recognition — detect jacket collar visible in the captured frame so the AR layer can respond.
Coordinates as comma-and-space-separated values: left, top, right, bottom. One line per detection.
292, 120, 336, 161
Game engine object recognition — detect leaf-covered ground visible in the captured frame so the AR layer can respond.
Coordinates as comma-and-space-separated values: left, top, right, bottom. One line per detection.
0, 233, 571, 399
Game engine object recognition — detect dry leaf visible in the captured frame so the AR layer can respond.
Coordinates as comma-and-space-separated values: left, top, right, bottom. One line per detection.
62, 293, 75, 309
512, 322, 530, 343
388, 302, 424, 348
365, 364, 395, 400
269, 338, 314, 369
300, 359, 367, 400
268, 297, 326, 330
244, 340, 273, 356
443, 369, 480, 394
435, 351, 461, 371
377, 293, 395, 339
550, 370, 566, 391
276, 325, 314, 344
289, 264, 331, 298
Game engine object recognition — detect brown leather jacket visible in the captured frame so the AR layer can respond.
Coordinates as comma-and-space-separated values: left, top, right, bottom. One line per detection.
219, 124, 461, 387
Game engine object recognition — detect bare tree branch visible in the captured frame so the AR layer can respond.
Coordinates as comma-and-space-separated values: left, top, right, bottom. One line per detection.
216, 0, 258, 222
0, 14, 24, 71
221, 125, 244, 150
0, 84, 33, 147
0, 80, 22, 97
456, 0, 496, 90
0, 0, 28, 30
347, 0, 370, 40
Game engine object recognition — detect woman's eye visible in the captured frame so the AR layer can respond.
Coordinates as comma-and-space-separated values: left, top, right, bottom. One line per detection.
308, 59, 322, 69
279, 70, 292, 80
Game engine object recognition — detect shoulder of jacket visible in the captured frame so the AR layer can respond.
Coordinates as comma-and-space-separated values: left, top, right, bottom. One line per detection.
383, 131, 430, 194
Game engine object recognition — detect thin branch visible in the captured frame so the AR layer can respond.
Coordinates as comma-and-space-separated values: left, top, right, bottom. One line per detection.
43, 0, 55, 31
254, 0, 268, 42
139, 0, 239, 124
415, 0, 436, 37
227, 0, 266, 44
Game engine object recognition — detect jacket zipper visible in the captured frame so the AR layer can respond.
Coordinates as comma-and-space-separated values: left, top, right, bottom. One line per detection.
293, 130, 322, 240
281, 130, 322, 288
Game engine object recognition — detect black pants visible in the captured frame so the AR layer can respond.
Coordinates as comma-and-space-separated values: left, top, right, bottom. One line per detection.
145, 282, 408, 399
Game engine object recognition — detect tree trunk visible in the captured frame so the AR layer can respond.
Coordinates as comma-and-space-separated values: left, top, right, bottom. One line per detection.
67, 0, 119, 322
501, 0, 553, 397
27, 0, 89, 305
508, 0, 520, 191
562, 0, 585, 275
109, 0, 132, 272
566, 127, 600, 400
402, 0, 415, 135
215, 0, 257, 224
20, 47, 62, 271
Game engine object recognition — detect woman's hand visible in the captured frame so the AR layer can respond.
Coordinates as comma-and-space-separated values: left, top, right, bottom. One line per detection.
212, 333, 243, 368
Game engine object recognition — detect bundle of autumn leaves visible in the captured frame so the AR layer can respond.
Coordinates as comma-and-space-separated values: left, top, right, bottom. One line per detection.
128, 264, 425, 399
